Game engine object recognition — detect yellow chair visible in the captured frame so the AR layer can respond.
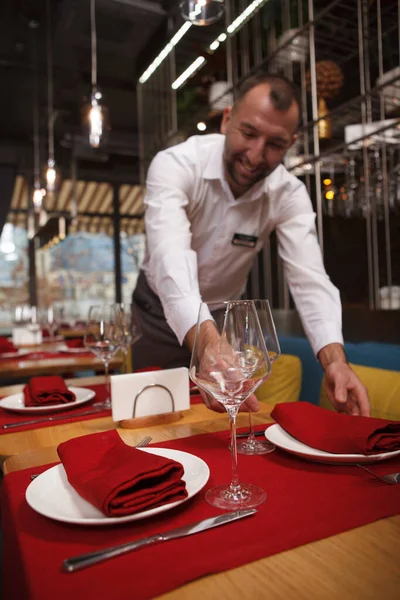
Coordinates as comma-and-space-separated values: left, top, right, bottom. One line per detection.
256, 354, 302, 407
320, 363, 400, 420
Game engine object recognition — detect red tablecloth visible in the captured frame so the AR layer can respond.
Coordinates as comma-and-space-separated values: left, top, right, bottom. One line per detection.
2, 426, 400, 600
0, 350, 92, 361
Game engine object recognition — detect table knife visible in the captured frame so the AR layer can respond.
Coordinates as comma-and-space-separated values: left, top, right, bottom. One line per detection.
236, 430, 266, 438
2, 407, 103, 429
63, 509, 257, 572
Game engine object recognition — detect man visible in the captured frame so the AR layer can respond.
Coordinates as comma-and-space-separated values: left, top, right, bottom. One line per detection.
132, 72, 370, 417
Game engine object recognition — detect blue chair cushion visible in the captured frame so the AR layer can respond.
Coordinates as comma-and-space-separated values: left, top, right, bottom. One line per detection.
278, 336, 400, 406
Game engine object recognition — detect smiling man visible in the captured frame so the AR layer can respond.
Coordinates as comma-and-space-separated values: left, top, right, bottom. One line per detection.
132, 72, 370, 418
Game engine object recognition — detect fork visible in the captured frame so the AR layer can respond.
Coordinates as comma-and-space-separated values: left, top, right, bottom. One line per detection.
135, 435, 152, 448
357, 464, 400, 485
30, 435, 153, 480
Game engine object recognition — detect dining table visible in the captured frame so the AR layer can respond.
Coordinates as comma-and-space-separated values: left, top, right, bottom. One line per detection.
0, 374, 399, 600
0, 343, 122, 380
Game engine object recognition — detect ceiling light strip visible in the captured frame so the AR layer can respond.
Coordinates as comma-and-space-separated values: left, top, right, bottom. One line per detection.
227, 0, 267, 35
139, 22, 192, 84
172, 56, 206, 90
172, 0, 269, 90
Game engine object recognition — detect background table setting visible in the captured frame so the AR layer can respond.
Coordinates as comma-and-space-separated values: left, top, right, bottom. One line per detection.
0, 377, 111, 436
0, 336, 123, 380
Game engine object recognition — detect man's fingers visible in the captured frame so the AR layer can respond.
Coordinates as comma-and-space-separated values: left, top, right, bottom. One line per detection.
199, 389, 225, 413
241, 394, 260, 413
333, 375, 347, 404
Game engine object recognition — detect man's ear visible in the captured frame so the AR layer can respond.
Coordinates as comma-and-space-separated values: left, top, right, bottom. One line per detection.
220, 106, 232, 134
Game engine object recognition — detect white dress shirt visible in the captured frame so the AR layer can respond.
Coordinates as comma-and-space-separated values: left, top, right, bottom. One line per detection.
142, 133, 343, 355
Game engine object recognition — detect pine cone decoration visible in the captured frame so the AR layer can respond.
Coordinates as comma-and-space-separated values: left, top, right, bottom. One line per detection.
306, 60, 344, 99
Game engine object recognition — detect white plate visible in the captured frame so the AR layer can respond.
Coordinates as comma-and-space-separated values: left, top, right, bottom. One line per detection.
0, 387, 95, 414
265, 423, 400, 465
0, 349, 31, 359
26, 448, 210, 525
41, 335, 65, 343
60, 347, 88, 354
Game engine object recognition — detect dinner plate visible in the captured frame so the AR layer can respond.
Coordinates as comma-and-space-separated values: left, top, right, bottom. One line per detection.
0, 387, 95, 414
26, 448, 210, 526
60, 347, 89, 354
0, 349, 31, 359
265, 424, 400, 465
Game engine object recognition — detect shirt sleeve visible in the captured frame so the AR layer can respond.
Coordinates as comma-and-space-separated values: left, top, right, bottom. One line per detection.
143, 149, 206, 344
275, 181, 344, 356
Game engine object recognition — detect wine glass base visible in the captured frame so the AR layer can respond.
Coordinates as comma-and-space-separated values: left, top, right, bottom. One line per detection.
237, 438, 276, 455
93, 398, 112, 410
205, 483, 266, 510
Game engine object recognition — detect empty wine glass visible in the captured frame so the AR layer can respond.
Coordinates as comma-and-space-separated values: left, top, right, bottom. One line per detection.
237, 299, 281, 455
84, 305, 124, 409
190, 300, 271, 510
115, 302, 142, 373
39, 306, 59, 339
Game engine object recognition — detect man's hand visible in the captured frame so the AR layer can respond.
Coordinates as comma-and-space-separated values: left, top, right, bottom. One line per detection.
185, 321, 260, 414
318, 343, 370, 417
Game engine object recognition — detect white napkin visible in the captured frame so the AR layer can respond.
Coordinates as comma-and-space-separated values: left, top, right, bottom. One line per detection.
110, 367, 190, 421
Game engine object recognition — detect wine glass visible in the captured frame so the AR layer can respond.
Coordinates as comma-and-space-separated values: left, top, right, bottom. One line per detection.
237, 299, 281, 455
115, 302, 142, 373
190, 300, 271, 510
39, 306, 59, 339
84, 305, 124, 409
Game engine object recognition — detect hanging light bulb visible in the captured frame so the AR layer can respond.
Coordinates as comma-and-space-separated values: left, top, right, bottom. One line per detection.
180, 0, 225, 26
88, 89, 104, 147
30, 19, 45, 218
85, 0, 109, 148
45, 158, 57, 192
45, 0, 59, 195
33, 183, 45, 211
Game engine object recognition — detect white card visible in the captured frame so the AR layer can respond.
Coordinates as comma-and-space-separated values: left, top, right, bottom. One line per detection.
110, 367, 190, 421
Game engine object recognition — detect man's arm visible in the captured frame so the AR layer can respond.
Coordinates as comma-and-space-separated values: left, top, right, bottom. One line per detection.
274, 182, 370, 416
144, 148, 203, 344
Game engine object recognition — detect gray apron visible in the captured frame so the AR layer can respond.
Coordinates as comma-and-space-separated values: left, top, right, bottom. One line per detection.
131, 271, 192, 370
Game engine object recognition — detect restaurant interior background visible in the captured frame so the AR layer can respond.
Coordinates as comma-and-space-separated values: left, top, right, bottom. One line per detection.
0, 0, 399, 333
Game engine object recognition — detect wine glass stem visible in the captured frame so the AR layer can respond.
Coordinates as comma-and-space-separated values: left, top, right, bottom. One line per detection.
122, 347, 129, 374
104, 360, 110, 400
227, 406, 240, 492
248, 410, 255, 441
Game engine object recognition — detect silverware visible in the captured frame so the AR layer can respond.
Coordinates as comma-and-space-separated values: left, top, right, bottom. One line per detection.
62, 509, 256, 572
3, 407, 103, 429
357, 464, 400, 485
29, 436, 153, 481
134, 435, 152, 448
236, 430, 266, 439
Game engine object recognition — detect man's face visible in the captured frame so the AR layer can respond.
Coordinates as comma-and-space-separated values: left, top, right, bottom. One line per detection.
220, 83, 299, 197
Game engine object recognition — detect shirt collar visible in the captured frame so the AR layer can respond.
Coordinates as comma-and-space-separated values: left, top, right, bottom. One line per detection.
203, 135, 225, 181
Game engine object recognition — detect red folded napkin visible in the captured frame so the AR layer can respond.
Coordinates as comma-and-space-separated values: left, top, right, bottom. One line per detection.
271, 402, 400, 455
57, 430, 188, 517
23, 376, 76, 407
0, 337, 17, 354
65, 338, 84, 348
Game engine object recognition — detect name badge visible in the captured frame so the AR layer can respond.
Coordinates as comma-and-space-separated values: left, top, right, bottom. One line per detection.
231, 233, 258, 248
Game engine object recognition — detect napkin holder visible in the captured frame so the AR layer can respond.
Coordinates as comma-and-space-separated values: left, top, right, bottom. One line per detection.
111, 367, 190, 429
12, 326, 42, 346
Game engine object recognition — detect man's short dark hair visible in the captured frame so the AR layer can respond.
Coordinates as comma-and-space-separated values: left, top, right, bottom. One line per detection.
234, 72, 301, 123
